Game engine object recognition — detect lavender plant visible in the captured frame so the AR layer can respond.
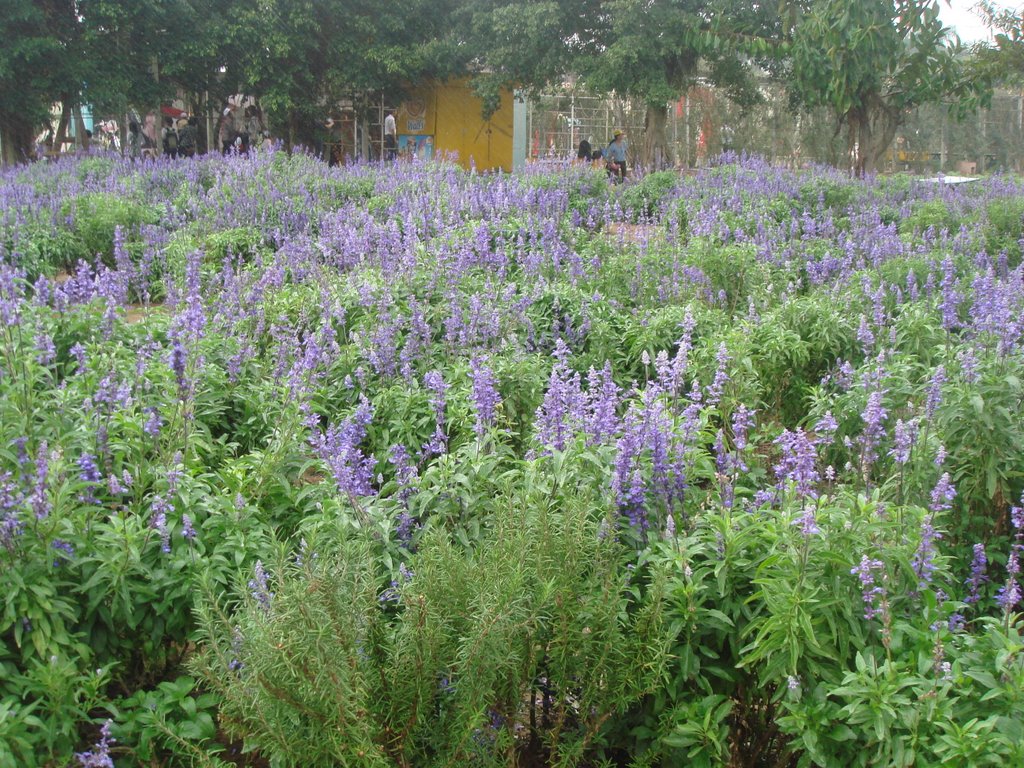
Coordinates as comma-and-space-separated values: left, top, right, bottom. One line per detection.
1, 150, 1023, 766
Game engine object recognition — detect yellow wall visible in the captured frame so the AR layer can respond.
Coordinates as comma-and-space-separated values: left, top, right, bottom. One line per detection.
397, 79, 514, 172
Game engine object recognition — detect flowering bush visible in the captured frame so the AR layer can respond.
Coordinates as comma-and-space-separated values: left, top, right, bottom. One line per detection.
1, 150, 1023, 765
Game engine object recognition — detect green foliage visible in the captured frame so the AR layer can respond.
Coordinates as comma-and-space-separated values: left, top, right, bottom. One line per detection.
3, 153, 1024, 768
114, 676, 222, 765
61, 193, 160, 266
750, 294, 859, 424
193, 461, 669, 767
787, 0, 987, 174
620, 171, 680, 221
938, 361, 1024, 535
900, 199, 961, 236
983, 197, 1024, 264
799, 177, 857, 212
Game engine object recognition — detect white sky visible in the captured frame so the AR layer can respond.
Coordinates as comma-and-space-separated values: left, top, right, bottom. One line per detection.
938, 0, 1020, 44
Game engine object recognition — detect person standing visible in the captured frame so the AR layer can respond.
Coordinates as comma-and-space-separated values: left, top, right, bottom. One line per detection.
161, 116, 179, 159
384, 110, 397, 160
177, 117, 197, 157
218, 108, 234, 154
127, 121, 141, 160
606, 129, 627, 182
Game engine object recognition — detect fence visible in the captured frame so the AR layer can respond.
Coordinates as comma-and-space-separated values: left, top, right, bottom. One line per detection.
528, 83, 1024, 173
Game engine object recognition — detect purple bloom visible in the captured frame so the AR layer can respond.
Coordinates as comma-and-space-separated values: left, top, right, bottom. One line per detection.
851, 555, 887, 621
795, 505, 820, 536
832, 360, 855, 391
929, 473, 956, 514
535, 342, 586, 452
70, 343, 88, 373
912, 513, 941, 590
732, 405, 756, 453
249, 560, 273, 612
35, 329, 56, 366
996, 551, 1021, 613
859, 388, 888, 470
77, 454, 102, 505
469, 358, 501, 438
705, 343, 731, 407
911, 474, 955, 590
889, 419, 917, 465
958, 347, 979, 384
182, 514, 196, 541
309, 398, 376, 499
856, 314, 875, 353
814, 411, 838, 446
151, 498, 172, 554
169, 340, 188, 396
964, 543, 987, 605
143, 407, 163, 437
1, 473, 24, 549
925, 365, 946, 419
421, 370, 449, 457
612, 413, 648, 531
997, 502, 1024, 613
51, 538, 75, 566
75, 719, 115, 768
773, 429, 819, 499
584, 363, 621, 445
388, 445, 419, 543
939, 257, 962, 331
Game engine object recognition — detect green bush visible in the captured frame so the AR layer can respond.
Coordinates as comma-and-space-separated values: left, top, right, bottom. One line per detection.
61, 193, 160, 265
194, 461, 669, 768
899, 199, 961, 236
984, 197, 1024, 265
621, 170, 680, 221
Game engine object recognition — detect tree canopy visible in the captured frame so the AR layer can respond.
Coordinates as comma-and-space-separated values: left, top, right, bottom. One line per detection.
784, 0, 987, 175
0, 0, 1003, 169
973, 1, 1023, 87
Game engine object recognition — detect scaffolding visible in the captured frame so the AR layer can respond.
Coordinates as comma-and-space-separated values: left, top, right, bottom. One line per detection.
528, 83, 1024, 173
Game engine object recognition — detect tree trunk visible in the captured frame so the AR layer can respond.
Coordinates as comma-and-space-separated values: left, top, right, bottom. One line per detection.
73, 104, 88, 150
642, 103, 673, 171
847, 100, 900, 177
54, 95, 72, 155
0, 114, 36, 165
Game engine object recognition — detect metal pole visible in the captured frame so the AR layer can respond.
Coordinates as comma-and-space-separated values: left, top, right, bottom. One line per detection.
205, 90, 213, 153
685, 92, 690, 168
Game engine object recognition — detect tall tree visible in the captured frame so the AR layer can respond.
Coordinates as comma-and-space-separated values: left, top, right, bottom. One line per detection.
0, 0, 79, 163
466, 0, 769, 168
785, 0, 987, 175
580, 0, 770, 167
216, 0, 460, 149
972, 2, 1023, 86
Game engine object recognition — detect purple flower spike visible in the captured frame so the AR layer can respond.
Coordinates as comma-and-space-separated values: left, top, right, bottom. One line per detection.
469, 358, 501, 438
964, 543, 987, 605
75, 719, 115, 767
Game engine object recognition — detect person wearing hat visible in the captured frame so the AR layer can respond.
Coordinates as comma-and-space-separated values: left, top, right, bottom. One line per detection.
606, 129, 627, 182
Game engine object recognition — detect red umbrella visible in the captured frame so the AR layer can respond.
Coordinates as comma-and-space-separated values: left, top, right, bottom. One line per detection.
160, 105, 187, 118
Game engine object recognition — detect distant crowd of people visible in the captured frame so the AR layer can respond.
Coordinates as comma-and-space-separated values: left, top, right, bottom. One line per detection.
217, 104, 267, 155
577, 129, 628, 182
34, 101, 268, 162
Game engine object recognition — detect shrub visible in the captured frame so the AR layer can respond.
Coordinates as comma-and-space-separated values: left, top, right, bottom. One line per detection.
61, 193, 160, 265
193, 461, 669, 768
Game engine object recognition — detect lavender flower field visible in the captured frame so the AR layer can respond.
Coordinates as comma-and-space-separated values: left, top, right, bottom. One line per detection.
2, 152, 1024, 767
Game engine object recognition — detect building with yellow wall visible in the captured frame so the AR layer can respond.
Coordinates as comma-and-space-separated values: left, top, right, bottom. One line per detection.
395, 79, 526, 172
